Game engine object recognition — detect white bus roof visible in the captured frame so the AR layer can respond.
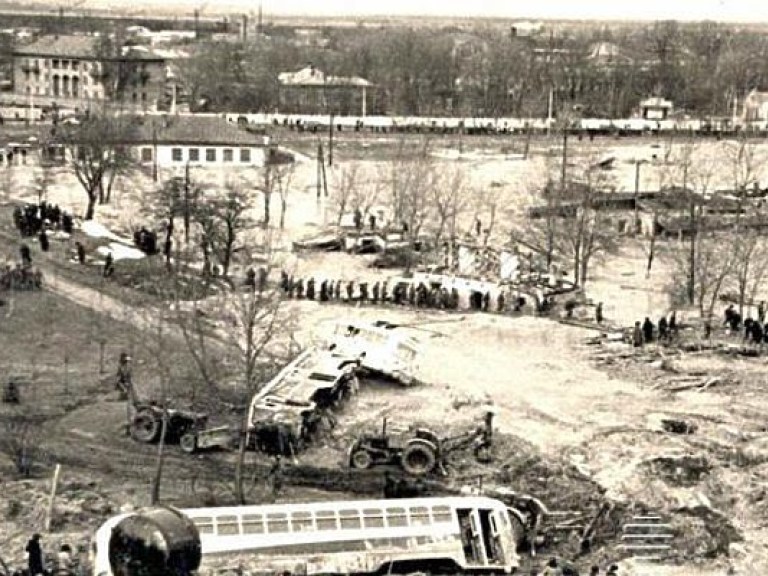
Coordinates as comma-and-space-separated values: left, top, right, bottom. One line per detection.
180, 495, 505, 518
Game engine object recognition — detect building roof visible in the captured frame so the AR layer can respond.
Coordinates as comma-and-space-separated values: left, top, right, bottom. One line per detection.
587, 42, 632, 65
278, 65, 372, 88
640, 96, 673, 109
744, 89, 768, 106
14, 35, 168, 61
121, 115, 270, 147
14, 35, 100, 58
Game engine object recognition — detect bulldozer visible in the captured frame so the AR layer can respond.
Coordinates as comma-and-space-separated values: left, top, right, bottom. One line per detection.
348, 411, 494, 476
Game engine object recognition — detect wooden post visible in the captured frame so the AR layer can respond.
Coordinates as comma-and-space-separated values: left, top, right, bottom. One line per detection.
45, 464, 62, 532
63, 352, 69, 395
98, 340, 105, 374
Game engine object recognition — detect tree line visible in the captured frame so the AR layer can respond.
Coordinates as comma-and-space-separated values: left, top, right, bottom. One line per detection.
177, 20, 768, 118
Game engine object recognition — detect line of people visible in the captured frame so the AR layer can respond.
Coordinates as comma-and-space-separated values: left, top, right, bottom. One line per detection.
279, 271, 534, 314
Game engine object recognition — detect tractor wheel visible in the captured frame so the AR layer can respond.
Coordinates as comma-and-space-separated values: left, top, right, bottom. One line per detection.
350, 448, 374, 469
401, 439, 438, 476
179, 432, 198, 454
130, 410, 161, 443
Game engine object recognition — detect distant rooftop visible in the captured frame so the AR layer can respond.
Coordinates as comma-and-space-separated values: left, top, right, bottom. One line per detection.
122, 115, 269, 147
278, 65, 372, 88
15, 35, 100, 59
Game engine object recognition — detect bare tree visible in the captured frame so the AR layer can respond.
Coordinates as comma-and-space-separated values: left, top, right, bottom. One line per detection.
330, 165, 360, 226
430, 165, 470, 258
724, 136, 764, 317
59, 113, 134, 220
388, 138, 437, 272
274, 163, 296, 230
193, 183, 255, 277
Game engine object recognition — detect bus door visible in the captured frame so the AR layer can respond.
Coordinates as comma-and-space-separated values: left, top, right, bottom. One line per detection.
457, 509, 488, 567
488, 509, 518, 569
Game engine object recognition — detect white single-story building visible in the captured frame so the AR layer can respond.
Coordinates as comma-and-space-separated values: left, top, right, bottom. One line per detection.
123, 115, 271, 169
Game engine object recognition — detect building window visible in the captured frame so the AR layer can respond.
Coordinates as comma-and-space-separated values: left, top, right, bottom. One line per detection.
62, 60, 69, 69
240, 148, 251, 163
189, 148, 200, 162
141, 93, 147, 101
205, 148, 216, 162
52, 59, 60, 69
141, 148, 153, 162
223, 149, 233, 162
72, 61, 79, 70
172, 148, 183, 162
132, 93, 137, 102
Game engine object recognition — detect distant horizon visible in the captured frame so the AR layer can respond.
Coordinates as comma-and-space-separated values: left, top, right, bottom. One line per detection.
2, 0, 768, 24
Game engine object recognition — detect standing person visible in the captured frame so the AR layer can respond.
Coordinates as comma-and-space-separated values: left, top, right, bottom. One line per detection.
268, 455, 284, 500
306, 278, 316, 300
116, 352, 136, 405
103, 252, 114, 278
75, 241, 86, 265
38, 228, 49, 252
475, 217, 482, 237
669, 310, 677, 333
596, 302, 604, 324
372, 281, 380, 304
497, 290, 506, 313
760, 301, 767, 324
381, 281, 389, 303
658, 315, 668, 341
482, 291, 490, 312
57, 543, 73, 573
642, 317, 654, 343
369, 213, 377, 231
334, 279, 342, 300
19, 243, 32, 266
26, 533, 44, 576
346, 280, 355, 302
632, 321, 643, 347
353, 208, 363, 232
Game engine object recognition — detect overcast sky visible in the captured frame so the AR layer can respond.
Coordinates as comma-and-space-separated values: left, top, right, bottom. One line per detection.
194, 0, 767, 22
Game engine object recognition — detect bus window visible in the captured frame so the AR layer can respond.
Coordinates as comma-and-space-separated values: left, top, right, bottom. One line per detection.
386, 507, 408, 528
409, 507, 431, 526
432, 506, 452, 524
363, 508, 385, 528
266, 513, 289, 533
193, 517, 214, 535
316, 511, 338, 531
242, 514, 264, 534
216, 515, 239, 535
292, 512, 314, 532
339, 509, 361, 530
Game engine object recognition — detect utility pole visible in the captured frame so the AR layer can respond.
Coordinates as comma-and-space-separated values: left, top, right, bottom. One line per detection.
151, 120, 158, 182
633, 160, 642, 234
183, 161, 191, 244
328, 112, 334, 167
685, 164, 695, 306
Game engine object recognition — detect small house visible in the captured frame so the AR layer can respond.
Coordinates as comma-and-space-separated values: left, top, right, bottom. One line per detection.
639, 97, 673, 120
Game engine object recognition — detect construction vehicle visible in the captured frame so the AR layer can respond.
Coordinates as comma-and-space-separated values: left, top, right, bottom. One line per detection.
129, 401, 228, 450
348, 411, 494, 476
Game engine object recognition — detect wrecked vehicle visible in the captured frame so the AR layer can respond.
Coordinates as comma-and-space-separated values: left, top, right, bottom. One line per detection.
246, 349, 361, 455
323, 319, 422, 386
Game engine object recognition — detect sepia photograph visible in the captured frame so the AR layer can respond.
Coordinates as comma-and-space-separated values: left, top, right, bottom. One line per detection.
2, 1, 768, 575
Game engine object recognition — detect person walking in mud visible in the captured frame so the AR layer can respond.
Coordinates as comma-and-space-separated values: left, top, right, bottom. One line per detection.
26, 533, 44, 576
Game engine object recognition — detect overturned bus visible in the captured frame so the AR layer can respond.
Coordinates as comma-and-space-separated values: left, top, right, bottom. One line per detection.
246, 348, 361, 455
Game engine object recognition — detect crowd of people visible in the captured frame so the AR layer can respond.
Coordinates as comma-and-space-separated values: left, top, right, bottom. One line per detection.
13, 201, 74, 240
1, 256, 43, 291
631, 311, 679, 347
278, 270, 543, 314
722, 303, 768, 345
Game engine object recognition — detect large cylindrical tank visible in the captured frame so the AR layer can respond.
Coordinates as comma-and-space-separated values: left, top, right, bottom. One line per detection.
108, 507, 202, 576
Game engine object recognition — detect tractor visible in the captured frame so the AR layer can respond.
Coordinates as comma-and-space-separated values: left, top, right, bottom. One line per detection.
348, 411, 494, 476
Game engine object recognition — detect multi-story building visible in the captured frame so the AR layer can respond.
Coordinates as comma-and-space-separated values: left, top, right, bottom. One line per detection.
277, 64, 375, 117
11, 35, 169, 111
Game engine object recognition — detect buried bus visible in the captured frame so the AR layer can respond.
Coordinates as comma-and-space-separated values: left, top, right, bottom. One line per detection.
92, 496, 523, 576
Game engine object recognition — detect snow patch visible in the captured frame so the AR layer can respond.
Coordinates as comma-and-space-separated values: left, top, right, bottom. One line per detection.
96, 243, 145, 261
81, 221, 132, 244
